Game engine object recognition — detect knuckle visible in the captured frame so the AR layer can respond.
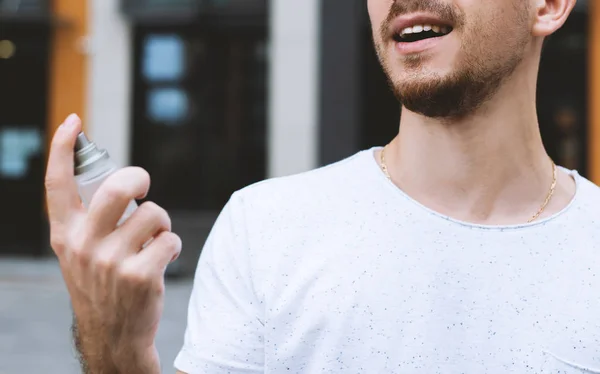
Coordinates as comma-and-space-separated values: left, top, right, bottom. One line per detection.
132, 167, 151, 186
151, 280, 166, 296
67, 235, 92, 266
162, 232, 182, 252
141, 201, 171, 229
138, 200, 158, 213
44, 175, 60, 193
93, 251, 119, 272
95, 167, 151, 207
99, 181, 129, 204
97, 167, 152, 203
49, 230, 66, 253
118, 264, 152, 286
49, 219, 85, 256
117, 166, 151, 191
48, 217, 99, 267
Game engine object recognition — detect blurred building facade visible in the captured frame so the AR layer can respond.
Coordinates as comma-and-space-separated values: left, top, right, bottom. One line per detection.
0, 0, 599, 260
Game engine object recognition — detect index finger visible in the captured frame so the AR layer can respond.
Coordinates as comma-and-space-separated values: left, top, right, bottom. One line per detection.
45, 114, 84, 224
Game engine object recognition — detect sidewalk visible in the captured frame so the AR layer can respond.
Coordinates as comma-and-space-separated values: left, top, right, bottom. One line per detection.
0, 258, 194, 373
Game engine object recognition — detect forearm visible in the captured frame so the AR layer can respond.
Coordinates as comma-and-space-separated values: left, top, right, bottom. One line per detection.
72, 316, 161, 374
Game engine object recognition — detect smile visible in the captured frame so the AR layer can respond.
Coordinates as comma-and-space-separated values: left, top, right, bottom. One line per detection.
393, 23, 453, 43
387, 14, 455, 54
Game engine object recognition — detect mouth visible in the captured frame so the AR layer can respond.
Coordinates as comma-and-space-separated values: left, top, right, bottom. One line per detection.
389, 15, 454, 44
392, 23, 453, 43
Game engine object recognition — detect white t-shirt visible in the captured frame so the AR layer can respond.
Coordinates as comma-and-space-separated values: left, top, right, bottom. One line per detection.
174, 148, 600, 374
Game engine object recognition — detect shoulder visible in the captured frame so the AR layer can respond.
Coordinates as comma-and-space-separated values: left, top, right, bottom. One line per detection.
575, 173, 600, 200
570, 171, 600, 217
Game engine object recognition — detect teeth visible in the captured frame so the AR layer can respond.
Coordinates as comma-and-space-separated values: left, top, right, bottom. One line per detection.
400, 24, 449, 37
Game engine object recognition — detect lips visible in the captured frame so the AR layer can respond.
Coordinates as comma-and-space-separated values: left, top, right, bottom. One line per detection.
388, 14, 454, 43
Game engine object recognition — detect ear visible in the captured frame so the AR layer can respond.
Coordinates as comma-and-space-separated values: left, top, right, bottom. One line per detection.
531, 0, 577, 37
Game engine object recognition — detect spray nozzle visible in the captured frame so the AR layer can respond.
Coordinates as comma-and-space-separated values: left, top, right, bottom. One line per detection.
75, 132, 93, 153
74, 132, 110, 176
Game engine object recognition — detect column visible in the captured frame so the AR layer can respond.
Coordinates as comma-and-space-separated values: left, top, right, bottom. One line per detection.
267, 0, 321, 177
86, 0, 133, 168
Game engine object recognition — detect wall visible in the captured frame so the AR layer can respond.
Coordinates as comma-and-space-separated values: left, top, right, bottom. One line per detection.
85, 0, 320, 176
267, 0, 321, 177
48, 0, 88, 142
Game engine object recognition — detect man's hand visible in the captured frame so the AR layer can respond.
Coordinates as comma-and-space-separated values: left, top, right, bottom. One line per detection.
45, 114, 182, 373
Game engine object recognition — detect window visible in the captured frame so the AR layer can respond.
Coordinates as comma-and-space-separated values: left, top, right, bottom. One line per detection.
147, 88, 188, 124
0, 126, 42, 179
142, 34, 185, 82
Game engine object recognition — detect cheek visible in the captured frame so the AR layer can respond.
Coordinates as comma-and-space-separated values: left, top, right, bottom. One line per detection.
367, 0, 388, 36
458, 9, 504, 55
465, 1, 527, 44
464, 15, 522, 59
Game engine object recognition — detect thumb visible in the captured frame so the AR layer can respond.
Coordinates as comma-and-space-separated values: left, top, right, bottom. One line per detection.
45, 114, 84, 224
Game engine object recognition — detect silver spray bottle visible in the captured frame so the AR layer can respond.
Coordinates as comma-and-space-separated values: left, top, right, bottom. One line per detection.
74, 132, 138, 226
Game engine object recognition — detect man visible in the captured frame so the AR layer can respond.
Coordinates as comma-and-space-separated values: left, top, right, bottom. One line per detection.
45, 0, 599, 372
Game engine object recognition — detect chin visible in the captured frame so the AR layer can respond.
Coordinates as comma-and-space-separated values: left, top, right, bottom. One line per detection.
390, 61, 457, 89
388, 64, 478, 120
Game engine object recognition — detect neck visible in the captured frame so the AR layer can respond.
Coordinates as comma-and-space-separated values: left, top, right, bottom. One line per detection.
385, 62, 562, 224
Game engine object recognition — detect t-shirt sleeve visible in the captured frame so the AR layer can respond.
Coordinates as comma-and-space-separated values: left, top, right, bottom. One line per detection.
174, 192, 264, 374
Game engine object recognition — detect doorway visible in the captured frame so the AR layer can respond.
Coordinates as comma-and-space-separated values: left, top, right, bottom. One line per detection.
130, 20, 269, 273
131, 23, 268, 211
0, 23, 50, 256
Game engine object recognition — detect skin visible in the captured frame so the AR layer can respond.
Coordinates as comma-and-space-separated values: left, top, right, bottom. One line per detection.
373, 0, 531, 120
368, 0, 577, 225
45, 0, 577, 372
46, 114, 181, 373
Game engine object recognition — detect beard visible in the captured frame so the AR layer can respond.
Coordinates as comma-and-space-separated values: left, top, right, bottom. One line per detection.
375, 0, 530, 121
387, 52, 526, 121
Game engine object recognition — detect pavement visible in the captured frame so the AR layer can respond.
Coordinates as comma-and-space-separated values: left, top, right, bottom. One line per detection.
0, 258, 194, 374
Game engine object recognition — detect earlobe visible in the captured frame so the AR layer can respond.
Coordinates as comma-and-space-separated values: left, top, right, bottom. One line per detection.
531, 0, 576, 37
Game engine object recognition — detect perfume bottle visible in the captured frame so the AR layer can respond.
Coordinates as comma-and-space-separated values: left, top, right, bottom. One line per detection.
73, 132, 138, 226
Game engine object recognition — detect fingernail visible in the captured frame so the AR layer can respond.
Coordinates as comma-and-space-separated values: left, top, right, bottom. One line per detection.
64, 114, 80, 130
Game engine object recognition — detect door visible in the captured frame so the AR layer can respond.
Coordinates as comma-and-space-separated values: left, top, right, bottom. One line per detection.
130, 21, 269, 273
0, 23, 50, 255
132, 25, 268, 211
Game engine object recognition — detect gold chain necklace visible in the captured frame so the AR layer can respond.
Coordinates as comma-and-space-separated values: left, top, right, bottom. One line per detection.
380, 145, 558, 223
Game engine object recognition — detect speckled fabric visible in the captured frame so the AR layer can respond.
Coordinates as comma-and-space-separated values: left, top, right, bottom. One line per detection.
174, 147, 600, 374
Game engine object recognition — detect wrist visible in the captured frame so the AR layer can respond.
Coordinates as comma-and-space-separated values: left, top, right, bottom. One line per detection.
113, 344, 161, 374
72, 315, 160, 374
